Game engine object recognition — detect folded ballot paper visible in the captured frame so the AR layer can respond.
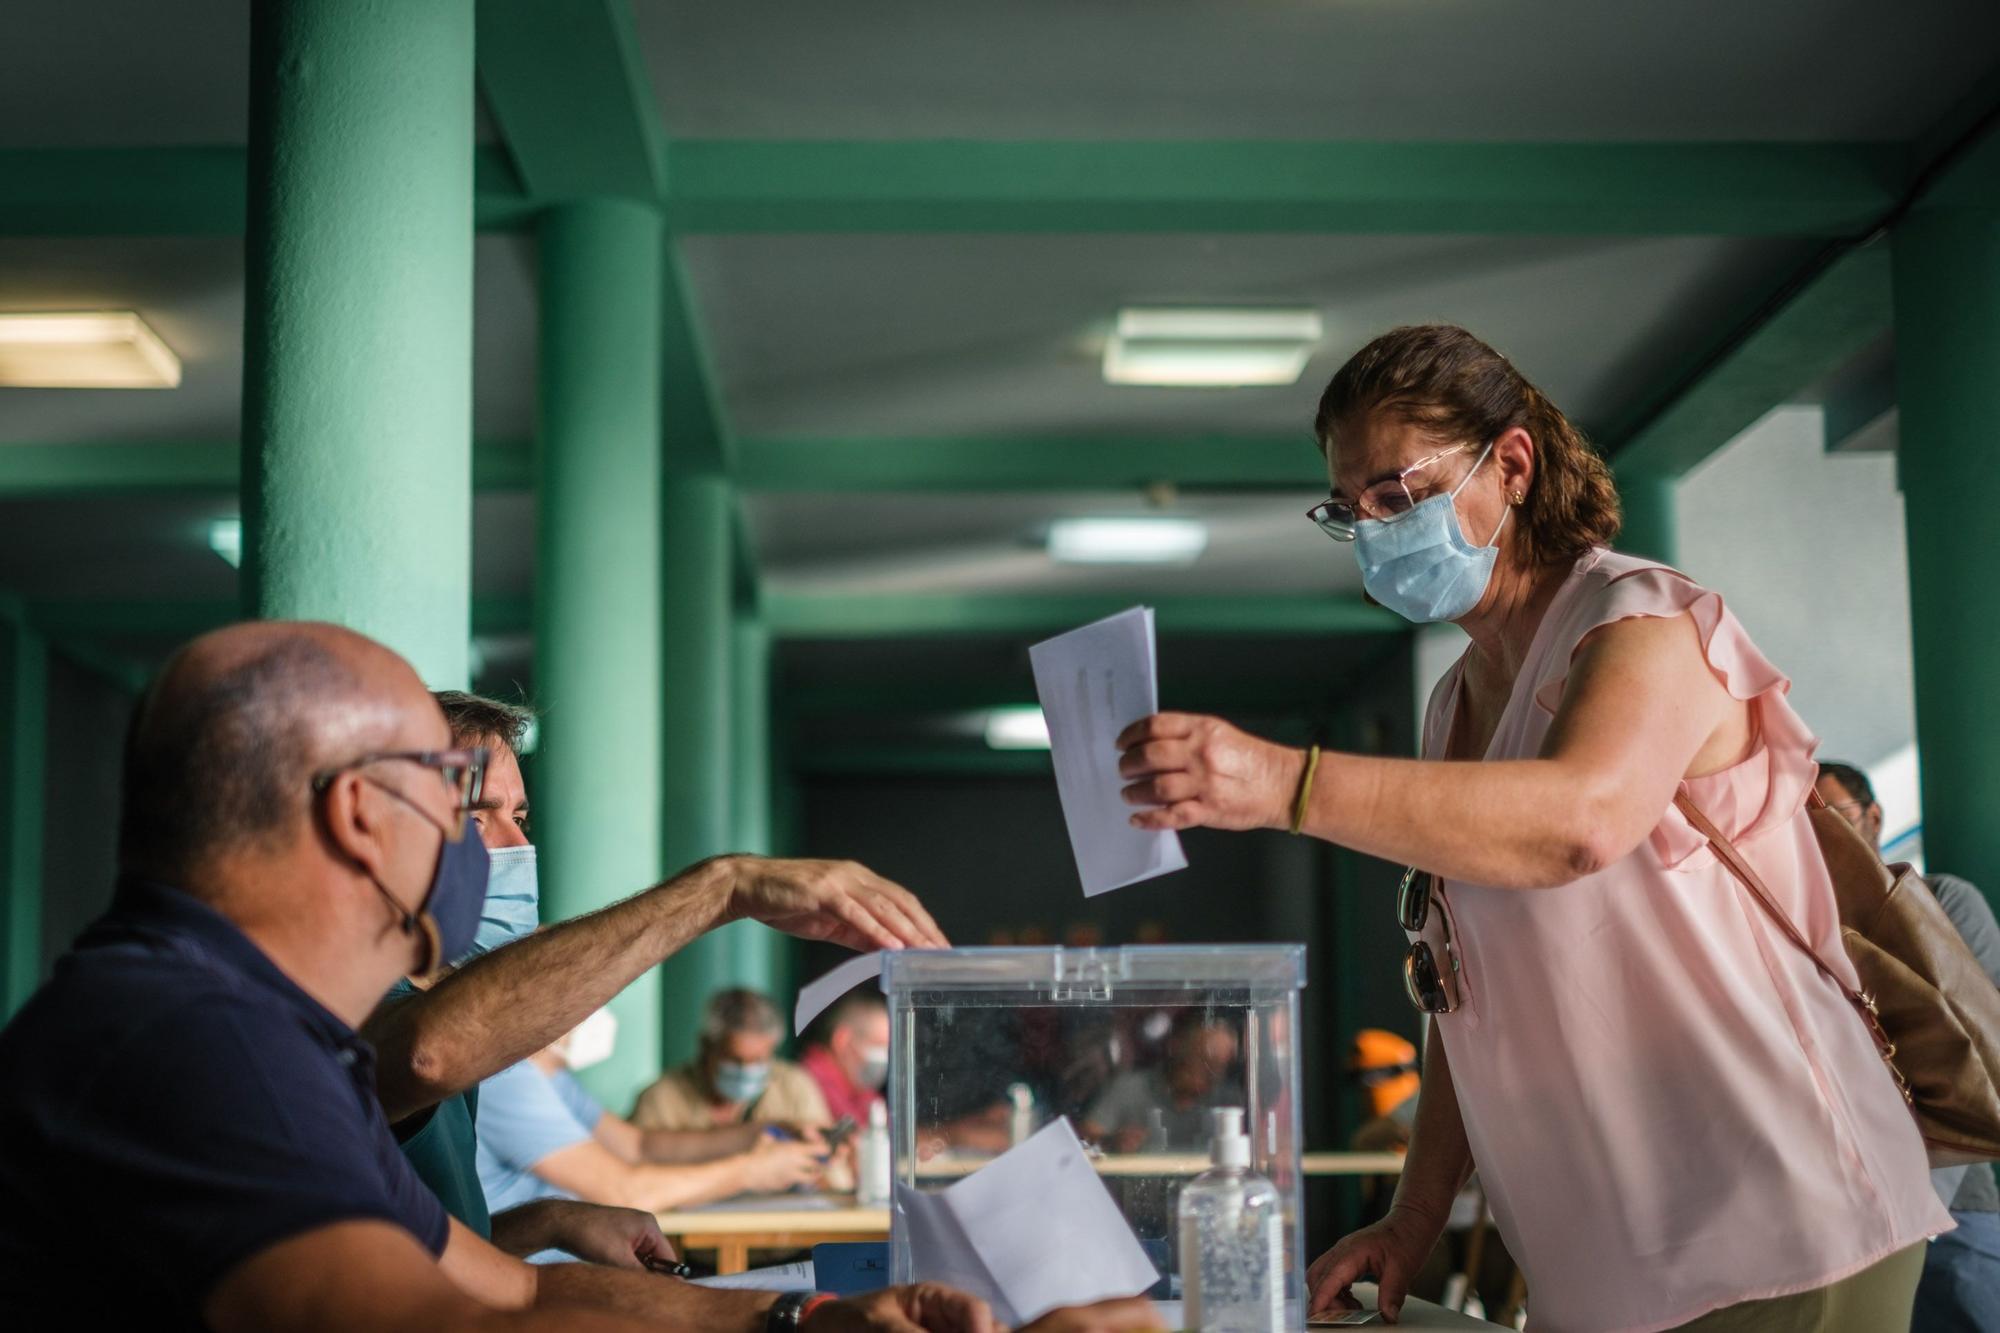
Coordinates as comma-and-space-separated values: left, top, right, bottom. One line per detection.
895, 1118, 1159, 1325
1029, 607, 1188, 896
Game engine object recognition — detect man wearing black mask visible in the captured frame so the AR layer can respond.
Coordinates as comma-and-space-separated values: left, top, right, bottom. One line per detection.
0, 621, 1157, 1333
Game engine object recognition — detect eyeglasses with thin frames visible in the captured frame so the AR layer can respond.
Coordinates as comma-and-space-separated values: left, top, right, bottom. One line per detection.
310, 748, 488, 840
1307, 441, 1484, 542
1397, 866, 1464, 1015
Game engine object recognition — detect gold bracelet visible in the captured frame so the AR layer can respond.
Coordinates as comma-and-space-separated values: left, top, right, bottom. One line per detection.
1289, 744, 1322, 836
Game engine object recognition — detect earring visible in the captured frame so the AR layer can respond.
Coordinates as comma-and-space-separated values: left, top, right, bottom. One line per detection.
1509, 491, 1524, 505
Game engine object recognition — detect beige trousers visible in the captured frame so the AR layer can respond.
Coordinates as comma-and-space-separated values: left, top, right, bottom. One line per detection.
1667, 1244, 1927, 1333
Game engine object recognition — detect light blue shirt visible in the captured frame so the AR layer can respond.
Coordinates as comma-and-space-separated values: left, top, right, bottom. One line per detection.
474, 1062, 596, 1220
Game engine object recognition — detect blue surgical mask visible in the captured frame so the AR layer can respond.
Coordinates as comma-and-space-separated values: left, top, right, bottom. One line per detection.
461, 844, 538, 963
1352, 443, 1509, 624
713, 1060, 772, 1104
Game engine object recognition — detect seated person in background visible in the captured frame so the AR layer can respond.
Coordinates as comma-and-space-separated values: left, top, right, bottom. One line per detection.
800, 992, 891, 1127
1818, 760, 2000, 1333
478, 1016, 826, 1232
0, 621, 980, 1332
1078, 1012, 1242, 1153
632, 989, 832, 1133
377, 690, 931, 1257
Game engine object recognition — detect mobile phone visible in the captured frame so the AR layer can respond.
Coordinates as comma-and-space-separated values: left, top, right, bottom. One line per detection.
1306, 1313, 1380, 1328
821, 1115, 858, 1154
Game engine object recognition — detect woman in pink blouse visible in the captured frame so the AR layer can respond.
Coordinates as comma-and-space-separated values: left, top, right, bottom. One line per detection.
1116, 325, 1947, 1332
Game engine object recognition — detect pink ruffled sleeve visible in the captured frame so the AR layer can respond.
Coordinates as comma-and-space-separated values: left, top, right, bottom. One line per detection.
1530, 562, 1821, 871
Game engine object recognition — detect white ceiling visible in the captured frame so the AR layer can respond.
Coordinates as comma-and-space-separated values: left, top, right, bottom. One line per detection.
637, 0, 2000, 142
685, 231, 1822, 439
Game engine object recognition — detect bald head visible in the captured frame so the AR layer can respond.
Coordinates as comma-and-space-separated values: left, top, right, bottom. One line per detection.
117, 622, 441, 887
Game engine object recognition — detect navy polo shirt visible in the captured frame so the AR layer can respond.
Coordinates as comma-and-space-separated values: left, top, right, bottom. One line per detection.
0, 878, 449, 1328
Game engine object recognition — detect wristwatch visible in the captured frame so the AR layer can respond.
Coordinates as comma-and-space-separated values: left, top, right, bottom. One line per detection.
766, 1290, 836, 1333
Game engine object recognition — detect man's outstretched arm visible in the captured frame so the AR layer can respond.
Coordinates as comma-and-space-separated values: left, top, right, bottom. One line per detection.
365, 855, 946, 1123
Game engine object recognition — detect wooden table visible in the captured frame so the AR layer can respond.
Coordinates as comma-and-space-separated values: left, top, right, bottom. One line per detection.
912, 1150, 1406, 1178
656, 1197, 890, 1275
660, 1156, 1402, 1274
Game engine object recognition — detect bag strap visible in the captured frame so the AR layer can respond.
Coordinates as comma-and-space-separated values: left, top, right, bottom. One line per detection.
1672, 789, 1910, 1097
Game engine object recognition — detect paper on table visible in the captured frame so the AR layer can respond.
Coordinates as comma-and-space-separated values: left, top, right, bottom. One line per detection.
691, 1260, 817, 1292
1029, 606, 1187, 896
895, 1118, 1159, 1325
794, 952, 885, 1035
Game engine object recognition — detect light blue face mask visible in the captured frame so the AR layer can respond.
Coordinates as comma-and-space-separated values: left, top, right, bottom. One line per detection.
460, 844, 538, 962
1352, 443, 1509, 624
712, 1060, 772, 1104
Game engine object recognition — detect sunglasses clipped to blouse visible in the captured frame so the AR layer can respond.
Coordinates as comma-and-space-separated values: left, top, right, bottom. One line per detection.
1397, 866, 1464, 1015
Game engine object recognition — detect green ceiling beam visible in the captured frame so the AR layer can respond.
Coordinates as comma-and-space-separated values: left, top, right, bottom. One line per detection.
1609, 243, 1893, 480
762, 591, 1401, 638
784, 676, 1353, 718
28, 596, 531, 640
0, 146, 535, 235
790, 745, 1057, 779
0, 439, 532, 497
660, 140, 1906, 235
737, 435, 1323, 492
2, 141, 1909, 238
476, 0, 663, 201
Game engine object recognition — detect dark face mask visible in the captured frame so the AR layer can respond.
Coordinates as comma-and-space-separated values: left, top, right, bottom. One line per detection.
360, 786, 492, 978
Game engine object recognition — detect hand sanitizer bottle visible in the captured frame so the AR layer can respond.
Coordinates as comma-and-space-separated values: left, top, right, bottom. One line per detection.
856, 1100, 892, 1206
1178, 1108, 1283, 1333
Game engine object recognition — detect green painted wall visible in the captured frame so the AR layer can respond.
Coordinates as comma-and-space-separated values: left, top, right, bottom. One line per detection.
1616, 470, 1679, 566
533, 199, 667, 1113
1892, 206, 2000, 903
239, 0, 474, 688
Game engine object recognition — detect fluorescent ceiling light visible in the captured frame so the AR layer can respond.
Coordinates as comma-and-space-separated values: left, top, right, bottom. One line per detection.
0, 311, 182, 388
207, 517, 242, 568
1104, 340, 1314, 387
1103, 306, 1322, 388
984, 706, 1051, 751
1047, 516, 1209, 565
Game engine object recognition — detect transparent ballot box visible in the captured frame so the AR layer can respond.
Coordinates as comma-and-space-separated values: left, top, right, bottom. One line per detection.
880, 945, 1307, 1325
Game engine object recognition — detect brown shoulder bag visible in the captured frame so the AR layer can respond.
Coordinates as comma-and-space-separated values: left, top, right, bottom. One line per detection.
1676, 789, 2000, 1167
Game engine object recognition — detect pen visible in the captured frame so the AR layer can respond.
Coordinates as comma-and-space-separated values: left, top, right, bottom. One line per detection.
645, 1257, 696, 1279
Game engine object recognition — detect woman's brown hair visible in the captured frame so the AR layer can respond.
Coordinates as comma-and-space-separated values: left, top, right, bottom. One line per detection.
1314, 325, 1621, 569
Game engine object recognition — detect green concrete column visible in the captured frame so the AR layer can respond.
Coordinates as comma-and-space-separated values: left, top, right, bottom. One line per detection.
657, 475, 754, 1067
1616, 469, 1679, 566
0, 618, 46, 1016
729, 616, 790, 1003
1893, 207, 2000, 902
240, 0, 474, 688
534, 199, 666, 1112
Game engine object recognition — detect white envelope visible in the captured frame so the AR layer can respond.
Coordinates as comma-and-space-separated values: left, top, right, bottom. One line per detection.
896, 1118, 1160, 1325
1028, 607, 1188, 896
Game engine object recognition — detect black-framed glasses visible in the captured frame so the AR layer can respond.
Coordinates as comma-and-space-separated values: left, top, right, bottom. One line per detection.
1397, 866, 1463, 1015
310, 747, 488, 838
1308, 441, 1485, 542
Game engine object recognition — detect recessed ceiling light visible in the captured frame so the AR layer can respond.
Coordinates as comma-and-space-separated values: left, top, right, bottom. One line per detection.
1047, 516, 1210, 565
1103, 307, 1322, 388
0, 311, 182, 388
207, 517, 242, 568
984, 706, 1051, 751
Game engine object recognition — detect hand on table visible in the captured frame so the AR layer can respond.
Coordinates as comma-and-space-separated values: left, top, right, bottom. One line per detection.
723, 857, 949, 951
1116, 714, 1306, 834
809, 1283, 996, 1333
1013, 1297, 1165, 1333
545, 1200, 678, 1271
808, 1289, 1161, 1333
737, 1134, 826, 1193
1306, 1204, 1446, 1325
